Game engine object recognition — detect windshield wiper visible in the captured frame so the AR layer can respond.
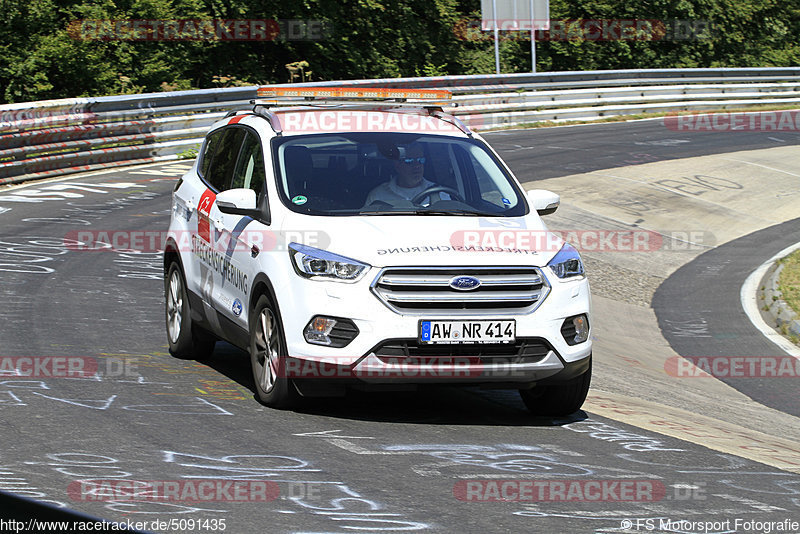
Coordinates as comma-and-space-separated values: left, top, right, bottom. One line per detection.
361, 209, 499, 216
414, 209, 499, 216
359, 210, 421, 215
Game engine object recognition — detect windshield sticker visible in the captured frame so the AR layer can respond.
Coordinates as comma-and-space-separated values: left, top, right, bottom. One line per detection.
502, 198, 511, 206
292, 195, 308, 205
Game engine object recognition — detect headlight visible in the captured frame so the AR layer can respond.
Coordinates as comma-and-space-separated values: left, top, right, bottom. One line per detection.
547, 243, 585, 279
289, 243, 369, 282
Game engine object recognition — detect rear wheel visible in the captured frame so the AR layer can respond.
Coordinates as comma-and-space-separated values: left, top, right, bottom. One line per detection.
165, 262, 216, 360
250, 294, 297, 408
519, 358, 591, 416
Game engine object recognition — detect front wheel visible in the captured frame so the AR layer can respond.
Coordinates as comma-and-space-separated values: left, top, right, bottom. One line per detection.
165, 262, 216, 360
519, 358, 591, 416
250, 294, 297, 408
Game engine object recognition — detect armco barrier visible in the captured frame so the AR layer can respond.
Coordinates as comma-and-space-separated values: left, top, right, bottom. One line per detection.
2, 68, 799, 184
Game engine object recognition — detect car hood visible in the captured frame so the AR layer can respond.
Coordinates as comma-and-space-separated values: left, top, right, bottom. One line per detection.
278, 214, 566, 268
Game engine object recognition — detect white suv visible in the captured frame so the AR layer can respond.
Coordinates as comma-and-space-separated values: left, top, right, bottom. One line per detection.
164, 87, 592, 415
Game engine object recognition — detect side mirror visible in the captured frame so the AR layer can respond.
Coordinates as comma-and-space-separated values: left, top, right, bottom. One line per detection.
216, 188, 269, 224
527, 189, 560, 216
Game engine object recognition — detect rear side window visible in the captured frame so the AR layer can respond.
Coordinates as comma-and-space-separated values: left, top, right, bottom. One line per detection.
205, 128, 247, 191
231, 132, 267, 196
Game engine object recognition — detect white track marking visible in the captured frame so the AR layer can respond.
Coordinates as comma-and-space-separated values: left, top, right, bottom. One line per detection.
740, 242, 800, 357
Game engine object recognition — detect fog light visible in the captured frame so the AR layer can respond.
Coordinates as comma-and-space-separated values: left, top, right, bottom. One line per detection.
303, 316, 360, 347
572, 315, 589, 343
304, 317, 337, 345
561, 314, 590, 345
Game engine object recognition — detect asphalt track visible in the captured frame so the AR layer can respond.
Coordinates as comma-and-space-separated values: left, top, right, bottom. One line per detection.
653, 218, 800, 417
0, 118, 798, 533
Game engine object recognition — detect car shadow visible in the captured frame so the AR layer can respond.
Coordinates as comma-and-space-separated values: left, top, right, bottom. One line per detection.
200, 342, 589, 428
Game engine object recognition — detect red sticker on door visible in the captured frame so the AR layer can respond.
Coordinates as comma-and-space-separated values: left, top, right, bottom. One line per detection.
197, 189, 216, 243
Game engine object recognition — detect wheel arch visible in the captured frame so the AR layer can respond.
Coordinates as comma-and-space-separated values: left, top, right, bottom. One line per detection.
249, 273, 281, 319
163, 237, 184, 277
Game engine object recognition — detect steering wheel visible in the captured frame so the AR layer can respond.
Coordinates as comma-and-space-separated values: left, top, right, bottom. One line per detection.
410, 186, 464, 205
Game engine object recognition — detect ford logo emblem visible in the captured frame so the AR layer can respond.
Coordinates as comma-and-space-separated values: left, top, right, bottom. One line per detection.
449, 275, 481, 291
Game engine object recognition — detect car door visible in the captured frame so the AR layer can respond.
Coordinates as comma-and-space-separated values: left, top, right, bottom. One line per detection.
191, 126, 247, 329
178, 127, 220, 301
212, 129, 268, 329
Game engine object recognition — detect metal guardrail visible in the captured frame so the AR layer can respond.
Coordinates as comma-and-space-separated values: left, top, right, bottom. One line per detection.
2, 68, 799, 184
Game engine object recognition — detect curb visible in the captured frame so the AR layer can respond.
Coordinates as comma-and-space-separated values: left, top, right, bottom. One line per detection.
760, 262, 800, 338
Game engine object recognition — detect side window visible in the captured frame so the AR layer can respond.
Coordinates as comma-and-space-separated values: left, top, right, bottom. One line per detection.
205, 127, 247, 191
198, 130, 223, 178
469, 150, 503, 206
231, 132, 267, 196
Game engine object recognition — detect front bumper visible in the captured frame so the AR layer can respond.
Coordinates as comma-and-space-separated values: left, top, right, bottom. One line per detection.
350, 342, 591, 386
277, 266, 592, 368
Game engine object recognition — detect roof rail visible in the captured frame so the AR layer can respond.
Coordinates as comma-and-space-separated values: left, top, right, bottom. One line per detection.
429, 109, 473, 137
223, 103, 285, 136
251, 104, 283, 136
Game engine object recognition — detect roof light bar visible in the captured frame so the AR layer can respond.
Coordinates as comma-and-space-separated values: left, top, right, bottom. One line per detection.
256, 86, 452, 103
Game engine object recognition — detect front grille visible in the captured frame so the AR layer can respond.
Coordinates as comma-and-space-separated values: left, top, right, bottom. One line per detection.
371, 337, 554, 365
371, 267, 550, 315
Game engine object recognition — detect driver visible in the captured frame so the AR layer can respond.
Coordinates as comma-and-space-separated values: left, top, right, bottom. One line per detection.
363, 143, 451, 206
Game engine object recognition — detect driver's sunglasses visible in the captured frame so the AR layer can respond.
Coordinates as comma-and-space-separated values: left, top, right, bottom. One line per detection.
401, 157, 426, 165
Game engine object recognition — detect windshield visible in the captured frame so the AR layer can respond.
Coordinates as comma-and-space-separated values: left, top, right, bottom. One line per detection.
272, 133, 527, 216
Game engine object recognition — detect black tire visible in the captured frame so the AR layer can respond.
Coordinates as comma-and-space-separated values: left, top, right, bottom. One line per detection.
519, 358, 591, 416
165, 262, 216, 360
249, 294, 297, 408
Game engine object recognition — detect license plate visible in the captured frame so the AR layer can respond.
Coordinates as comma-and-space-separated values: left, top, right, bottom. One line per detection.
419, 320, 516, 344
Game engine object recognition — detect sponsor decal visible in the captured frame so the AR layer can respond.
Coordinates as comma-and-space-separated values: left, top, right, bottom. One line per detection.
232, 298, 243, 317
197, 189, 216, 243
191, 235, 249, 295
376, 244, 539, 255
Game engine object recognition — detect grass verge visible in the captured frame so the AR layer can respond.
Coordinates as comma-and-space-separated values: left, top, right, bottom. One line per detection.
778, 250, 800, 316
